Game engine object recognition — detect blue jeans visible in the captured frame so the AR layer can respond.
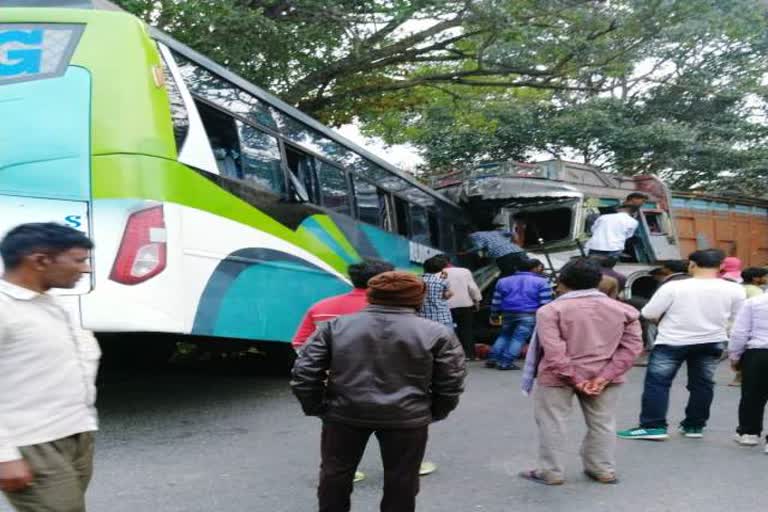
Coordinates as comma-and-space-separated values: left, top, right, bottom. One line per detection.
489, 313, 536, 367
639, 342, 725, 429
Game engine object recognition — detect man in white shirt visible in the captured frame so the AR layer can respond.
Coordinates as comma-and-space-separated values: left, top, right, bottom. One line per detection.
618, 249, 746, 441
442, 257, 482, 360
0, 223, 99, 512
586, 205, 639, 258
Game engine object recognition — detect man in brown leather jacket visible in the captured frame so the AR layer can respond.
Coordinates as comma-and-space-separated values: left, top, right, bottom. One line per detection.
291, 271, 466, 512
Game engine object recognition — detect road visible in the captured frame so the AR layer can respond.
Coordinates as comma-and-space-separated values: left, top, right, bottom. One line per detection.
1, 358, 763, 512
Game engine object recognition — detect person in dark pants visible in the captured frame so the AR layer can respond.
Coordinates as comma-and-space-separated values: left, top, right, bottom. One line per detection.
442, 256, 482, 360
729, 292, 768, 450
291, 271, 466, 512
618, 249, 746, 441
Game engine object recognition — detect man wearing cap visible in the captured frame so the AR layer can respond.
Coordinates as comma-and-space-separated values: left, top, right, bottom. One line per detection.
291, 271, 466, 512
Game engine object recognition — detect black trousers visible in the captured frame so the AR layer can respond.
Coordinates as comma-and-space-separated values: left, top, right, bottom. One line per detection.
737, 349, 768, 438
318, 421, 428, 512
496, 252, 527, 276
451, 307, 475, 359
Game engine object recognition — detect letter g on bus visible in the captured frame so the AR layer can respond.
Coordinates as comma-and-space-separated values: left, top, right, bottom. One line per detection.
0, 30, 43, 77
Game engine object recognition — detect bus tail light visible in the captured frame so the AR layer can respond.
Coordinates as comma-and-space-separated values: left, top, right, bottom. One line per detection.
110, 206, 167, 285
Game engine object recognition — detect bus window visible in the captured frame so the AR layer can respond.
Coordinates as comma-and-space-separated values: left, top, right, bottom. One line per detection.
409, 204, 431, 246
428, 210, 441, 248
393, 196, 411, 237
317, 161, 352, 216
196, 100, 241, 179
285, 146, 318, 203
352, 176, 396, 232
236, 121, 284, 194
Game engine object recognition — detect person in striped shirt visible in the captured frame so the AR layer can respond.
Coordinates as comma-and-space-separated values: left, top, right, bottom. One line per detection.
486, 259, 554, 370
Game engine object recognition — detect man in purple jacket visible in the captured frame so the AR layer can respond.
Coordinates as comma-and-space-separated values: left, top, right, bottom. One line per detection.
486, 259, 553, 370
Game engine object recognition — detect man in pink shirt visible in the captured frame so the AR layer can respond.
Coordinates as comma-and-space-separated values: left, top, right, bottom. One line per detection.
292, 260, 394, 351
520, 258, 643, 486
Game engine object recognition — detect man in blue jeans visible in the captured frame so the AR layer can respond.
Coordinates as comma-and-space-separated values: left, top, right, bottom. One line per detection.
486, 259, 553, 370
618, 249, 746, 440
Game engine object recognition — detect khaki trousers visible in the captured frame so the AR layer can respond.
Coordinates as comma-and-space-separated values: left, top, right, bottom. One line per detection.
3, 432, 94, 512
534, 385, 620, 482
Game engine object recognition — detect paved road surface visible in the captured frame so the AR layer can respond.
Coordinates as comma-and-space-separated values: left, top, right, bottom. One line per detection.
1, 359, 763, 512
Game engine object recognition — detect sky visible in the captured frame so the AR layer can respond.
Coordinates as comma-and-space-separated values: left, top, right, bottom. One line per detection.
337, 123, 425, 174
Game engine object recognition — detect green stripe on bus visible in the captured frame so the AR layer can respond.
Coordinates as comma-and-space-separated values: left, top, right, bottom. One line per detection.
311, 215, 361, 262
92, 154, 350, 274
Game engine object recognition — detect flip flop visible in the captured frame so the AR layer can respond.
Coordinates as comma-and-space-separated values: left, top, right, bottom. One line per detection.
518, 470, 564, 486
419, 461, 437, 476
584, 470, 619, 484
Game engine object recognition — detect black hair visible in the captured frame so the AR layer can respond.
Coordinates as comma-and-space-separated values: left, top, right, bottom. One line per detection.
519, 258, 544, 271
689, 249, 726, 269
592, 255, 618, 269
742, 267, 768, 284
423, 255, 449, 274
625, 192, 649, 202
661, 260, 689, 274
0, 223, 93, 270
558, 258, 603, 290
348, 259, 395, 288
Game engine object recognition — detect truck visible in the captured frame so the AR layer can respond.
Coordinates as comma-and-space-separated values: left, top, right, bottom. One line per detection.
434, 159, 768, 302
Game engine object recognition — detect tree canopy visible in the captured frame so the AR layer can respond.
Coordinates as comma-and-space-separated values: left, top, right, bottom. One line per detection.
115, 0, 768, 194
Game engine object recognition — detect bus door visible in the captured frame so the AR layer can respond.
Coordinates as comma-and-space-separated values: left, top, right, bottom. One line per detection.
0, 23, 92, 293
637, 209, 681, 262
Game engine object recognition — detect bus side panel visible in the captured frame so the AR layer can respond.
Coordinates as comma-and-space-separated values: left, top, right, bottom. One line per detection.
181, 206, 352, 342
79, 198, 186, 333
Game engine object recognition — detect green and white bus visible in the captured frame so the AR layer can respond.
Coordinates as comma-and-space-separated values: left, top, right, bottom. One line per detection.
0, 5, 469, 346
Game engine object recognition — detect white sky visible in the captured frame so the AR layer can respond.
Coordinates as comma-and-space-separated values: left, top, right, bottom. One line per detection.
337, 123, 425, 173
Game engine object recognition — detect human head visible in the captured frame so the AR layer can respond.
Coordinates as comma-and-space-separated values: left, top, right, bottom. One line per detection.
423, 255, 449, 274
0, 223, 93, 291
720, 256, 743, 281
348, 259, 395, 289
593, 255, 618, 269
519, 258, 544, 273
624, 192, 649, 208
367, 271, 427, 308
662, 260, 689, 275
557, 258, 603, 292
742, 267, 768, 286
688, 249, 726, 275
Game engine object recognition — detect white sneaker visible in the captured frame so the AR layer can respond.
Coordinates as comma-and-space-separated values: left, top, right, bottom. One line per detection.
735, 434, 760, 446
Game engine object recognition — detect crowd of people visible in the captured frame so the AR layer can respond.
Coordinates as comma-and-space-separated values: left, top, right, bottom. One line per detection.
1, 221, 767, 512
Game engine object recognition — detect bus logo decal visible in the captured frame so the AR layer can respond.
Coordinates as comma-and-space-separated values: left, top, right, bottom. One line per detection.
0, 30, 43, 76
0, 24, 84, 85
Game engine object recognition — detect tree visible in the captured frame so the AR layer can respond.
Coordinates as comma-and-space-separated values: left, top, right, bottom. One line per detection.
115, 0, 706, 123
361, 0, 768, 194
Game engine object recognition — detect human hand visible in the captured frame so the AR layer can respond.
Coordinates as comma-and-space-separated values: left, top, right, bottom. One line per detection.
583, 378, 610, 396
0, 459, 33, 492
574, 381, 590, 395
730, 359, 740, 372
489, 315, 502, 326
474, 302, 481, 312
